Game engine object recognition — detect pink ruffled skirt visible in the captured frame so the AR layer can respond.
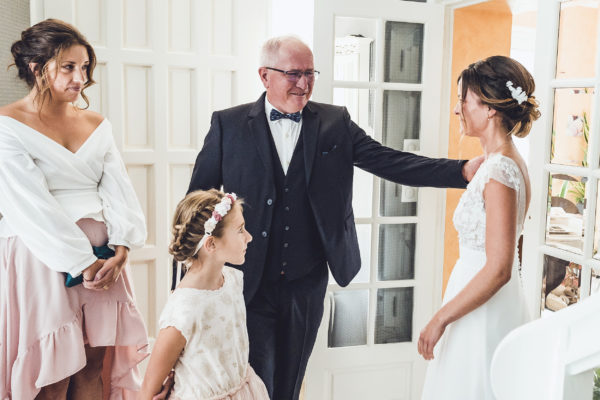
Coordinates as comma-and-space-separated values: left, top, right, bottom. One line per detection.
0, 221, 149, 400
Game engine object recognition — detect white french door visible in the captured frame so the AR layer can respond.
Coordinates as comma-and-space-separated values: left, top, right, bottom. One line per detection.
522, 0, 600, 325
519, 0, 600, 395
522, 0, 600, 318
29, 0, 269, 340
306, 1, 446, 398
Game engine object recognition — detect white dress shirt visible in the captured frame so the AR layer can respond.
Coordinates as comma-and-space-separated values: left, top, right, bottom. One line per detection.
265, 98, 303, 175
0, 116, 147, 276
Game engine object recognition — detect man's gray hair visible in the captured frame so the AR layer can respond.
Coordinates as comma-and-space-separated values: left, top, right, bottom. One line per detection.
260, 35, 309, 67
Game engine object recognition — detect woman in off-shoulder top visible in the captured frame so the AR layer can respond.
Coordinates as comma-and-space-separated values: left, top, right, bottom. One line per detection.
0, 19, 148, 399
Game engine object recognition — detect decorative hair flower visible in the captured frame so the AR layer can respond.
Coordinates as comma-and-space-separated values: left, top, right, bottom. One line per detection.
506, 81, 528, 105
195, 193, 237, 254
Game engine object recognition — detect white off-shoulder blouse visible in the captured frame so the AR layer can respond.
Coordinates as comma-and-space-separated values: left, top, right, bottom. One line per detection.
0, 116, 146, 276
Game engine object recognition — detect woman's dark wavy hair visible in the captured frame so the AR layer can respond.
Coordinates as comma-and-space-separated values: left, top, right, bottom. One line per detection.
10, 18, 96, 110
458, 55, 541, 138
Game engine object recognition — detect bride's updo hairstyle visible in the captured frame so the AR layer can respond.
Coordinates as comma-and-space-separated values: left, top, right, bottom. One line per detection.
458, 55, 541, 138
10, 18, 96, 109
169, 189, 244, 263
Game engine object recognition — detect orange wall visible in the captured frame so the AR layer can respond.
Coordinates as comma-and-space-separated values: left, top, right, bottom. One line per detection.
443, 2, 512, 294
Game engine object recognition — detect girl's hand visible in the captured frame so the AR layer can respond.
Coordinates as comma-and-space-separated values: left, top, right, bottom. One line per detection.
152, 371, 175, 400
418, 316, 447, 360
84, 246, 128, 291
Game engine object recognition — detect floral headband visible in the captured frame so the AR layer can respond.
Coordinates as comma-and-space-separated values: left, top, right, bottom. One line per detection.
195, 192, 237, 254
506, 81, 528, 105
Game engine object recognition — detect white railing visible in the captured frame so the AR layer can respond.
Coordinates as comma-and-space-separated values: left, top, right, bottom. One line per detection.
490, 293, 600, 400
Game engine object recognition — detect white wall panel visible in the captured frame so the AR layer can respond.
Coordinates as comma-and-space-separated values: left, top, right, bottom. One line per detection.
168, 0, 191, 52
75, 0, 104, 46
211, 70, 233, 111
86, 62, 107, 115
168, 68, 194, 148
124, 65, 153, 148
127, 165, 155, 246
42, 0, 73, 22
211, 0, 233, 55
129, 261, 155, 333
169, 165, 193, 214
231, 1, 269, 104
123, 0, 149, 48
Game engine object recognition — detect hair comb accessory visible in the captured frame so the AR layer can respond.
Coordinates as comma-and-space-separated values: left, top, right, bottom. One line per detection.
506, 81, 528, 105
194, 193, 237, 254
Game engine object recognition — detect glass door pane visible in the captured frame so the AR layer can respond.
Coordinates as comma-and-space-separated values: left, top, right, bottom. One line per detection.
546, 173, 586, 254
556, 1, 599, 79
378, 224, 415, 280
380, 182, 418, 217
334, 17, 376, 82
550, 88, 594, 167
328, 290, 369, 347
384, 21, 424, 83
375, 287, 413, 343
542, 255, 582, 315
382, 90, 421, 151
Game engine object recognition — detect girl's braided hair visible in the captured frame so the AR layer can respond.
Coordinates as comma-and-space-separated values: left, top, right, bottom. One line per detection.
169, 189, 243, 263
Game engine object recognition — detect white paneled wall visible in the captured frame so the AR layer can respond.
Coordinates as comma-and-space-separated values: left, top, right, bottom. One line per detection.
30, 0, 268, 337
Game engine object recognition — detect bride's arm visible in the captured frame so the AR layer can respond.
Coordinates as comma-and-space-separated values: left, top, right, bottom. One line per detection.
418, 179, 518, 360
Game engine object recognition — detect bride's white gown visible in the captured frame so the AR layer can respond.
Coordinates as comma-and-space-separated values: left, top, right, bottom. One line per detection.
421, 153, 531, 400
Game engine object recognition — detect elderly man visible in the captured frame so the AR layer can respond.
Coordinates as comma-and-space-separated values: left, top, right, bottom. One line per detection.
187, 36, 479, 400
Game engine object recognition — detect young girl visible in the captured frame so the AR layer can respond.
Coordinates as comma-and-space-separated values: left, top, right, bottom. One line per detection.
140, 189, 269, 399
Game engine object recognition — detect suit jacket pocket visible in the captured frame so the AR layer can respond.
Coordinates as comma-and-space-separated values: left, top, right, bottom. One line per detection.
321, 144, 338, 156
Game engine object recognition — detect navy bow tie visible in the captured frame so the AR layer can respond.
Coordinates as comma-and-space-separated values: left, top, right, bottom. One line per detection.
270, 109, 301, 123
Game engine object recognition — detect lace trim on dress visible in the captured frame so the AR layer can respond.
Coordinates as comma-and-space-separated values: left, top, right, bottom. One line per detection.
453, 154, 526, 251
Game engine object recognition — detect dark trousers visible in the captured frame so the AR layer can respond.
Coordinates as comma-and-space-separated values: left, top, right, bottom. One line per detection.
247, 263, 328, 400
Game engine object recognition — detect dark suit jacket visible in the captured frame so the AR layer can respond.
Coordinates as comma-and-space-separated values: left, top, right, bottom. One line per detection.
189, 93, 467, 301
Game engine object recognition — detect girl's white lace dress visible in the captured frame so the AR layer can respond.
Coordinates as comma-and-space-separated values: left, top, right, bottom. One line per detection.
421, 153, 531, 400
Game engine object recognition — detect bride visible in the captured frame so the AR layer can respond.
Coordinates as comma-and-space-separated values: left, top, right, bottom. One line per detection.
420, 55, 541, 400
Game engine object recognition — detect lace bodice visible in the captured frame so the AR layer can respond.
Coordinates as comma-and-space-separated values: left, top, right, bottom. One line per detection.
453, 153, 527, 251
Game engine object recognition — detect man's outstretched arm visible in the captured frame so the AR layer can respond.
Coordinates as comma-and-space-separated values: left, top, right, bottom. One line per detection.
348, 108, 480, 188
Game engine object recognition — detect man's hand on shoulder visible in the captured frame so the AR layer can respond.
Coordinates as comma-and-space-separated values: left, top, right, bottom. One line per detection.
462, 155, 485, 183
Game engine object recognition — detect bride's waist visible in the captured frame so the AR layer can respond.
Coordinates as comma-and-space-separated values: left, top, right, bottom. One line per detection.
457, 245, 519, 269
458, 245, 486, 259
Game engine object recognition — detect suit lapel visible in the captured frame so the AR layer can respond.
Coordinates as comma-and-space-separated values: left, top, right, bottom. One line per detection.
247, 93, 275, 175
302, 102, 320, 184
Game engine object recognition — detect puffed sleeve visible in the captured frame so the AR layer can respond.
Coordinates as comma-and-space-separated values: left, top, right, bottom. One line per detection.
97, 127, 147, 250
0, 124, 97, 276
158, 291, 195, 343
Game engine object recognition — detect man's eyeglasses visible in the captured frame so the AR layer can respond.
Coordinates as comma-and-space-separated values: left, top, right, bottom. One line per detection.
266, 67, 320, 82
